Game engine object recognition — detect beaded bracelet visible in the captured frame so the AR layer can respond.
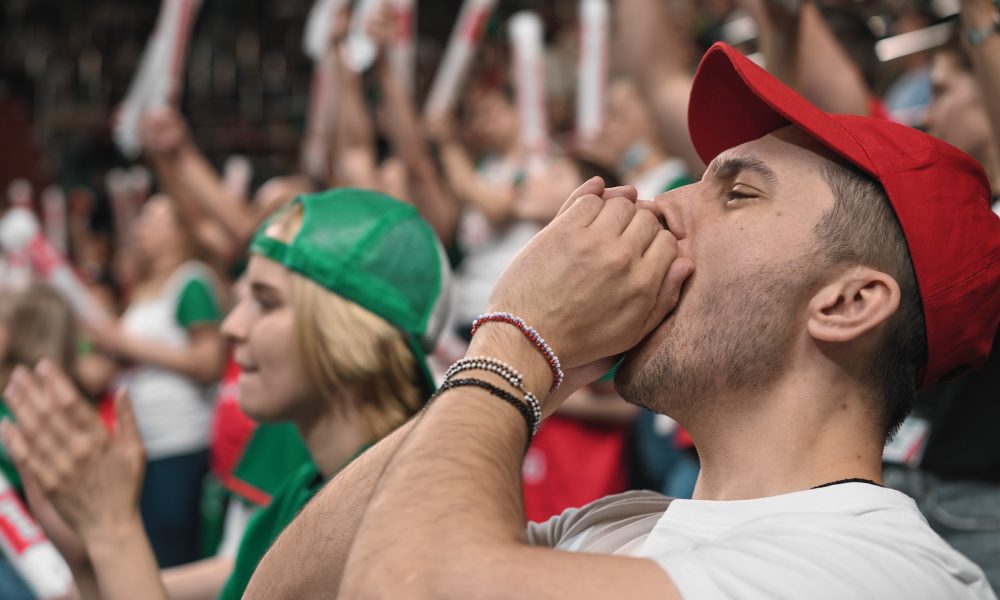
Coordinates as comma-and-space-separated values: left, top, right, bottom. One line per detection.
431, 377, 538, 443
470, 312, 564, 392
443, 357, 542, 432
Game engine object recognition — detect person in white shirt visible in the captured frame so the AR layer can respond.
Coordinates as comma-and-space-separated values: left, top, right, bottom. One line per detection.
244, 42, 1000, 599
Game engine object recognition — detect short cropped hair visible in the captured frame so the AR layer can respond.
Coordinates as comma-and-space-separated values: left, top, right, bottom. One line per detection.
813, 161, 927, 441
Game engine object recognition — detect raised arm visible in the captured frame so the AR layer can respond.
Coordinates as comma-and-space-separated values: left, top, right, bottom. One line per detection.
331, 46, 379, 189
338, 178, 692, 599
140, 108, 260, 261
960, 0, 1000, 150
426, 115, 518, 227
616, 0, 704, 176
370, 9, 460, 245
89, 323, 225, 385
744, 0, 871, 116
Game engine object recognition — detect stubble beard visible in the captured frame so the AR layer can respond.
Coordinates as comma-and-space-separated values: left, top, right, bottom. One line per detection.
615, 259, 813, 419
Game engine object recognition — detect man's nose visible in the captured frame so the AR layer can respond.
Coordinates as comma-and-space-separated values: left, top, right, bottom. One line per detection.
648, 185, 692, 241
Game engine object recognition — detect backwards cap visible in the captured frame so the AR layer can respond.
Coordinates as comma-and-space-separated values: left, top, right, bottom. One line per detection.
688, 43, 1000, 387
251, 188, 452, 394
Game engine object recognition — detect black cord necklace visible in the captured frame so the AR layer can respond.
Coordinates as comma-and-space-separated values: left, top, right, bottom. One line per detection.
811, 477, 882, 490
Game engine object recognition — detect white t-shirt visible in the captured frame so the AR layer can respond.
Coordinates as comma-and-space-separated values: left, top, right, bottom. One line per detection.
453, 155, 539, 325
528, 484, 995, 599
119, 261, 218, 460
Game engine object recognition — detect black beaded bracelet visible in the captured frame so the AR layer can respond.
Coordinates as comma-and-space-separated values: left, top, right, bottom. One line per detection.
431, 377, 537, 447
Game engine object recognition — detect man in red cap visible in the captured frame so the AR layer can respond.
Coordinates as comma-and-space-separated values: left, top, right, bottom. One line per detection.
246, 43, 1000, 599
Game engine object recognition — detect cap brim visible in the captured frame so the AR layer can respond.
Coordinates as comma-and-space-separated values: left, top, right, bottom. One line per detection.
688, 43, 874, 178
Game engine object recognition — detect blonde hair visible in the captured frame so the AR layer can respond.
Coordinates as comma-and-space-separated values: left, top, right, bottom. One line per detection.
266, 202, 424, 441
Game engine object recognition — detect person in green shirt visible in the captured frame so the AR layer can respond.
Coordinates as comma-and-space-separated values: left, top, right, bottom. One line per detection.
0, 188, 451, 600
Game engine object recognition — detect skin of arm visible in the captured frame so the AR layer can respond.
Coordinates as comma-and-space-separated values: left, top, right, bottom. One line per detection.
747, 0, 871, 116
148, 155, 242, 265
331, 54, 379, 189
435, 135, 517, 227
616, 0, 704, 176
241, 416, 419, 599
140, 109, 254, 263
371, 25, 460, 246
241, 181, 650, 599
338, 178, 693, 598
92, 324, 224, 385
160, 557, 235, 600
960, 0, 1000, 148
338, 329, 678, 599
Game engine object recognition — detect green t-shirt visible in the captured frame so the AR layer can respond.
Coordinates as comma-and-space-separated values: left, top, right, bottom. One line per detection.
228, 423, 312, 506
175, 277, 221, 329
217, 461, 323, 600
217, 444, 369, 599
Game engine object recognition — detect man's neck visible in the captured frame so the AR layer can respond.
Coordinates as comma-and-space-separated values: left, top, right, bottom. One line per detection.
684, 378, 884, 501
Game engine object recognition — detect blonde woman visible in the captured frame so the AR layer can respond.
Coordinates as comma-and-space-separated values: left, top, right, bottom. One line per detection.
1, 188, 451, 600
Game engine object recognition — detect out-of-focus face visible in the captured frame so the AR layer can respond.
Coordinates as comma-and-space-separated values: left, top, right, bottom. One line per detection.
927, 51, 992, 158
133, 196, 185, 261
252, 176, 314, 223
602, 79, 651, 156
220, 255, 313, 422
463, 89, 519, 154
616, 127, 838, 415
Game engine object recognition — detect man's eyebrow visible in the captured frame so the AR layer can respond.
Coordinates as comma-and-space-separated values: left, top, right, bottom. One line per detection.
711, 155, 779, 187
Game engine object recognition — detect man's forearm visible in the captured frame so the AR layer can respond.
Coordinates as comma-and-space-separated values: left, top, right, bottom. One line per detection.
339, 327, 548, 598
242, 416, 419, 599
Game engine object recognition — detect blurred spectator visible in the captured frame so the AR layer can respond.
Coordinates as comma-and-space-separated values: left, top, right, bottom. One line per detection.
87, 195, 225, 567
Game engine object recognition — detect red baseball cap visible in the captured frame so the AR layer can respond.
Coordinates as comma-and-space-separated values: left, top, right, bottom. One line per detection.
687, 42, 1000, 387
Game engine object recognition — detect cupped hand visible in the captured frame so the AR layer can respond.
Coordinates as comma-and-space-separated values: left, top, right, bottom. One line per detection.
0, 361, 146, 545
486, 176, 693, 374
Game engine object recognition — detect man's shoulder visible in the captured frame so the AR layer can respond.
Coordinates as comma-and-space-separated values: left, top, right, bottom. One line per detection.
526, 490, 672, 552
649, 486, 996, 599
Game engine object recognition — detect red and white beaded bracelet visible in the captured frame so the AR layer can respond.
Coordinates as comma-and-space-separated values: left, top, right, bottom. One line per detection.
470, 312, 564, 393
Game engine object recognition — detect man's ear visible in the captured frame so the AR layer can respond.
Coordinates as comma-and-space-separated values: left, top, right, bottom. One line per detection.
806, 266, 901, 343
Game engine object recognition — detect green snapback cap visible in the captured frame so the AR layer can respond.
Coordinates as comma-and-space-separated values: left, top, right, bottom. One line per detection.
250, 188, 452, 394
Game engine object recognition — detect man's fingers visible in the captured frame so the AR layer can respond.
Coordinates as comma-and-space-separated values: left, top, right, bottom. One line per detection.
556, 176, 605, 218
650, 254, 695, 326
590, 196, 637, 235
622, 207, 664, 253
601, 185, 638, 203
558, 193, 606, 227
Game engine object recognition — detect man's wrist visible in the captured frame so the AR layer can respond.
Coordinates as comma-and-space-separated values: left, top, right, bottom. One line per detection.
466, 322, 553, 403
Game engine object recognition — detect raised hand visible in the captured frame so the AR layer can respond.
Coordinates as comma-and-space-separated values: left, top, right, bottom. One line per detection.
0, 361, 146, 545
484, 177, 693, 406
138, 106, 190, 158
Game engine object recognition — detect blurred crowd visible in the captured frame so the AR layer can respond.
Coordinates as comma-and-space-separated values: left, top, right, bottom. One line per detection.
0, 0, 997, 597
